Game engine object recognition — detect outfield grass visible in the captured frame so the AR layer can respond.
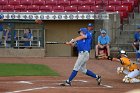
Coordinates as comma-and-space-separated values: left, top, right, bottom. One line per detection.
0, 63, 59, 76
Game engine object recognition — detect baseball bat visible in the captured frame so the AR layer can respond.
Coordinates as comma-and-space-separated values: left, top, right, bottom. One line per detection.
46, 41, 66, 44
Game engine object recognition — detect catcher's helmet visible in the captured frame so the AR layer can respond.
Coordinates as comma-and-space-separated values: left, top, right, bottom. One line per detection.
118, 50, 128, 57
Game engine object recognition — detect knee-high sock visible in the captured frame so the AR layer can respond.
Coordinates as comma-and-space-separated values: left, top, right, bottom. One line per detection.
86, 70, 97, 78
68, 70, 78, 82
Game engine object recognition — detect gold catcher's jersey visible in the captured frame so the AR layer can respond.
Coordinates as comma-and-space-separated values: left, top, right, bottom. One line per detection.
120, 57, 138, 72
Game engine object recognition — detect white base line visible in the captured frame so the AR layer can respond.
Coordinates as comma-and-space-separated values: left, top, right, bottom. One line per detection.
5, 86, 113, 93
4, 80, 113, 93
100, 84, 113, 88
5, 87, 53, 93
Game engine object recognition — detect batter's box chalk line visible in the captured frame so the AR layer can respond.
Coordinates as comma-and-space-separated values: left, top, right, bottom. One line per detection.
5, 85, 113, 93
4, 80, 113, 93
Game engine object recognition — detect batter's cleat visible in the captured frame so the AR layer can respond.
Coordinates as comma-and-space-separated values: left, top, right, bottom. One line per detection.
96, 76, 101, 85
60, 80, 71, 86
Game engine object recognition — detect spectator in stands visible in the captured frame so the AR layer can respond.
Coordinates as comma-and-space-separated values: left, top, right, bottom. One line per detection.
87, 23, 95, 49
22, 28, 33, 48
4, 27, 16, 48
0, 24, 3, 46
95, 29, 110, 58
133, 26, 140, 51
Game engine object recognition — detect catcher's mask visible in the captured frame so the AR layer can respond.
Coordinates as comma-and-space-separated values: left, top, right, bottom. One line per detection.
118, 50, 128, 58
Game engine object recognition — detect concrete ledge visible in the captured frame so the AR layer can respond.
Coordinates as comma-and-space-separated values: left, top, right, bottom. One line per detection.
0, 49, 45, 57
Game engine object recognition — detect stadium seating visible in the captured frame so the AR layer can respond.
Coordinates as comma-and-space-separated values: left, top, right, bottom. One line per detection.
9, 0, 20, 5
57, 0, 70, 6
64, 6, 77, 12
95, 0, 108, 6
33, 0, 45, 6
45, 0, 57, 6
115, 5, 129, 12
108, 0, 121, 6
70, 0, 82, 6
0, 6, 3, 11
20, 0, 33, 5
0, 0, 138, 23
15, 5, 27, 12
3, 5, 14, 12
40, 5, 52, 12
105, 5, 115, 12
52, 6, 65, 12
121, 1, 134, 12
78, 5, 90, 12
0, 0, 8, 5
91, 5, 103, 12
82, 0, 95, 6
116, 5, 129, 21
27, 5, 39, 12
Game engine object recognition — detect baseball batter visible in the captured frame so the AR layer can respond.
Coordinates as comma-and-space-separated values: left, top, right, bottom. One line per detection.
60, 28, 101, 86
108, 50, 140, 83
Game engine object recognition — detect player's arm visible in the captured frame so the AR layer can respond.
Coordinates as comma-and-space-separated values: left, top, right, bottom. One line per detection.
112, 58, 120, 62
66, 41, 76, 47
66, 32, 87, 46
107, 56, 121, 62
71, 32, 87, 42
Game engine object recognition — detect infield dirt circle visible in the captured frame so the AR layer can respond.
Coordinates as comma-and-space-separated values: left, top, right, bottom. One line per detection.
0, 57, 139, 93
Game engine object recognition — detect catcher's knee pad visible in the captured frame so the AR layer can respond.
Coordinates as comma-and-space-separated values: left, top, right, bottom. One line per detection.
123, 76, 131, 83
117, 67, 124, 74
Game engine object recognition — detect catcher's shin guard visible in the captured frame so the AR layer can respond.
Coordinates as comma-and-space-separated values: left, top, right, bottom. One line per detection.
123, 76, 131, 83
123, 75, 140, 83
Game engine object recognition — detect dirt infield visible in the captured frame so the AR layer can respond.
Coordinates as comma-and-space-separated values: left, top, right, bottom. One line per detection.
0, 57, 140, 93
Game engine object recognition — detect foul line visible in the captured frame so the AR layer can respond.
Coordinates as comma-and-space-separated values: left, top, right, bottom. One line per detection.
5, 85, 113, 93
4, 80, 113, 93
100, 84, 113, 88
5, 87, 54, 93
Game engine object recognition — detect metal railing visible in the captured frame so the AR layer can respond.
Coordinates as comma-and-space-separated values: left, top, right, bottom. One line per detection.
3, 40, 41, 48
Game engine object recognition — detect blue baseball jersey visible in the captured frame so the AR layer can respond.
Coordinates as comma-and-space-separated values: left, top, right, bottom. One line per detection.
98, 35, 110, 45
76, 31, 92, 52
134, 32, 140, 42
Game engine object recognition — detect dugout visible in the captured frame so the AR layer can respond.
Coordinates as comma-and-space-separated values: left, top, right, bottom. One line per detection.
44, 13, 120, 57
0, 12, 121, 57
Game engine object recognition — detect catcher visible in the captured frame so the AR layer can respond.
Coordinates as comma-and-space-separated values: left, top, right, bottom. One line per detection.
108, 50, 140, 83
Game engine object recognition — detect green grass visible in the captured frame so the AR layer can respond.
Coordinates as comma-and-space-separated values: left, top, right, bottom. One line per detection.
0, 63, 59, 76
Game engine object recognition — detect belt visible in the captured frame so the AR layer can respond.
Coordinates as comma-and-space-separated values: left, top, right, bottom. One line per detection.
79, 50, 89, 53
